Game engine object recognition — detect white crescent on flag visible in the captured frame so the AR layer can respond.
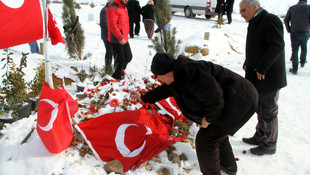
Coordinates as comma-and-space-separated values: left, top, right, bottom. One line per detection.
115, 124, 152, 158
0, 0, 24, 8
38, 99, 59, 132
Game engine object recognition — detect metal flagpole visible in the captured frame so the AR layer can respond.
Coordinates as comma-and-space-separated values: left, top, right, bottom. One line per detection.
42, 0, 54, 88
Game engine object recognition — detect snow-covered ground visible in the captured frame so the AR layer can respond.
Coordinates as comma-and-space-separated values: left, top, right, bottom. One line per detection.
0, 0, 309, 175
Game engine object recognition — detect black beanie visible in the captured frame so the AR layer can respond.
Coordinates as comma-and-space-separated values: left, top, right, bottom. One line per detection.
151, 52, 176, 75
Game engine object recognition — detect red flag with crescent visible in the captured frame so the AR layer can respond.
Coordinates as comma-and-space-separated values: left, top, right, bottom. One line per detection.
0, 0, 65, 49
0, 0, 43, 49
156, 97, 186, 125
75, 108, 186, 172
36, 82, 78, 154
48, 9, 65, 45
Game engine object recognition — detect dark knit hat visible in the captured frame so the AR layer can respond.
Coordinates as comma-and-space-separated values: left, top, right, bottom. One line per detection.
151, 52, 176, 75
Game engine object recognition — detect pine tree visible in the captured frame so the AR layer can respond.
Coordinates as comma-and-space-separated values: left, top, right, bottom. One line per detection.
62, 0, 85, 60
149, 0, 181, 58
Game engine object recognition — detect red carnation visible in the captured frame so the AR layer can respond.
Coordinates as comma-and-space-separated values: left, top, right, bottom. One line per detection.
109, 99, 119, 107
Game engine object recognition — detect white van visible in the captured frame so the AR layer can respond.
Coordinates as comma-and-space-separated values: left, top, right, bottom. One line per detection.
169, 0, 218, 19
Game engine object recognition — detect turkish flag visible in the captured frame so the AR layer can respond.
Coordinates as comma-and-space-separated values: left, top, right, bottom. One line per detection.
36, 83, 78, 154
0, 0, 43, 49
48, 9, 65, 45
156, 97, 186, 125
76, 108, 186, 172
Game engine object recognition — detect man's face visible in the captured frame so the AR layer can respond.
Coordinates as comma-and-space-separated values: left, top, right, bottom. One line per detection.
239, 1, 258, 22
156, 72, 174, 85
121, 0, 128, 4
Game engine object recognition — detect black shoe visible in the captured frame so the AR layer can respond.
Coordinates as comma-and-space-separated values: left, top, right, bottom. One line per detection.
289, 68, 297, 75
102, 77, 110, 82
242, 137, 262, 145
301, 61, 307, 68
250, 146, 276, 156
112, 72, 123, 80
221, 165, 237, 175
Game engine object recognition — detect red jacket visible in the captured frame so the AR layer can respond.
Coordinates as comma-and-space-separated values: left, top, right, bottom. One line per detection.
107, 0, 130, 44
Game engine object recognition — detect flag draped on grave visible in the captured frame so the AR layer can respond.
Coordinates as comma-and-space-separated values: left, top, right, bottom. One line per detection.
156, 97, 186, 125
36, 83, 78, 154
75, 107, 186, 172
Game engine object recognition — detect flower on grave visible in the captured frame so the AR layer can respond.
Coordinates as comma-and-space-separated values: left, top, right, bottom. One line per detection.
109, 99, 119, 107
88, 104, 99, 114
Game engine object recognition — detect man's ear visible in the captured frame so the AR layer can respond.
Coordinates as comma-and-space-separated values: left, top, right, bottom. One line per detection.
252, 3, 259, 11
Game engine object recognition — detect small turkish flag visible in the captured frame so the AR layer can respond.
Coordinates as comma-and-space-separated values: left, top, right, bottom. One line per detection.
0, 0, 43, 49
36, 83, 78, 154
76, 108, 186, 172
48, 9, 65, 45
156, 97, 186, 125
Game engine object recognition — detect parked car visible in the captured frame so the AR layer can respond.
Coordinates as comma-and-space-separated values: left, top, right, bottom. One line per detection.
169, 0, 217, 19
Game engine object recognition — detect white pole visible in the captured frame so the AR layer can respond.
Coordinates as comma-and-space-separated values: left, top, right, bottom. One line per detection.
42, 0, 54, 88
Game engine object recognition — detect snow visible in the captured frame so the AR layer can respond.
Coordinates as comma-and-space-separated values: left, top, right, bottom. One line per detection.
1, 0, 310, 175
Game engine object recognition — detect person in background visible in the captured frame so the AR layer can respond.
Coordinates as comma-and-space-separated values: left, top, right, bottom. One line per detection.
127, 0, 142, 38
130, 52, 258, 175
141, 0, 155, 39
107, 0, 133, 80
225, 0, 235, 24
100, 0, 115, 74
28, 41, 40, 54
284, 0, 310, 75
239, 0, 287, 156
215, 0, 225, 20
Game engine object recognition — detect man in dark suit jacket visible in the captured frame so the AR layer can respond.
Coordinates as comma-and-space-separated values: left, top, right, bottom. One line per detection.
239, 0, 287, 156
284, 0, 310, 74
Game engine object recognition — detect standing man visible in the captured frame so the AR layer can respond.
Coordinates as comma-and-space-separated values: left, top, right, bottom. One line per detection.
225, 0, 235, 24
130, 53, 259, 175
215, 0, 225, 20
239, 0, 287, 156
100, 0, 114, 74
284, 0, 310, 75
107, 0, 133, 80
127, 0, 142, 38
28, 41, 40, 54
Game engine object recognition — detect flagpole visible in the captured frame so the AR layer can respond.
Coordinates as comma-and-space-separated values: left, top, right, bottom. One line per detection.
42, 0, 54, 88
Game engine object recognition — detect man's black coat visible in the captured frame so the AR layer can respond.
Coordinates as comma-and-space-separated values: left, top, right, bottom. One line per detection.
142, 55, 258, 135
244, 9, 287, 93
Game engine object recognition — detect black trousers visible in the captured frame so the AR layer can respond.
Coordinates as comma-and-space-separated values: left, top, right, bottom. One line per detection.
129, 20, 140, 37
103, 40, 115, 69
111, 42, 132, 79
196, 124, 237, 175
253, 89, 279, 150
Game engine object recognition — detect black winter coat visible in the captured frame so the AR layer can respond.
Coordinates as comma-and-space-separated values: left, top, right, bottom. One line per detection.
127, 0, 142, 22
99, 5, 109, 41
284, 1, 310, 33
141, 4, 154, 21
142, 55, 258, 135
225, 0, 234, 14
245, 9, 287, 93
215, 0, 225, 14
